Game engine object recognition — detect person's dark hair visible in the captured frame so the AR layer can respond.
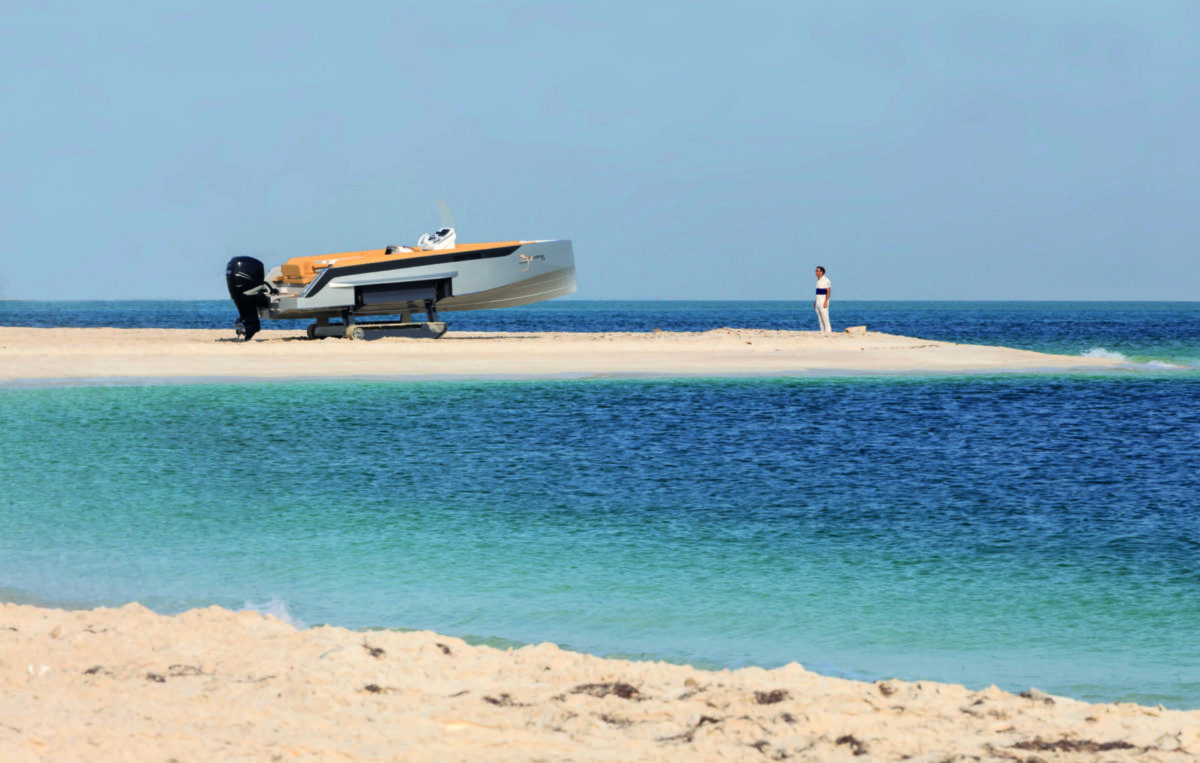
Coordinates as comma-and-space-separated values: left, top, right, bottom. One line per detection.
816, 266, 826, 275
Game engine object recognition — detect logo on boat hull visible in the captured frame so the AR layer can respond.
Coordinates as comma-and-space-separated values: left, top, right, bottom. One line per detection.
519, 253, 546, 272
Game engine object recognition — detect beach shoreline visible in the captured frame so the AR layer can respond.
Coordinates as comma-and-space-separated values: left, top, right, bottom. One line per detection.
2, 602, 1196, 761
0, 327, 1124, 385
5, 328, 1193, 760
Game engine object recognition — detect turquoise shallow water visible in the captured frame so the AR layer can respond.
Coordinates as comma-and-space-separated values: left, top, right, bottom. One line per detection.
2, 375, 1198, 708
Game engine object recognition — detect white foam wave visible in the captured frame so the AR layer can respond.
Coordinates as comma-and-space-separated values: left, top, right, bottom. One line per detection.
1082, 347, 1191, 369
240, 595, 307, 629
1082, 347, 1128, 361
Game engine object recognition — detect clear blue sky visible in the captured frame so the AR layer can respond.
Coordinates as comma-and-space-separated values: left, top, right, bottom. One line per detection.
2, 1, 1196, 300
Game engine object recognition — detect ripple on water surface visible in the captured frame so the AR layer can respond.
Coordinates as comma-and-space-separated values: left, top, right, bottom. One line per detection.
0, 375, 1198, 707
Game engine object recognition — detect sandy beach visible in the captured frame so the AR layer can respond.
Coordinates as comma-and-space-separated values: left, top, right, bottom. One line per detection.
1, 603, 1196, 761
0, 327, 1123, 384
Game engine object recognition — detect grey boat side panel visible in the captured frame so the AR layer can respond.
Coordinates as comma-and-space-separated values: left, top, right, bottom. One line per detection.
272, 266, 462, 315
446, 240, 573, 300
437, 267, 576, 312
263, 240, 575, 321
302, 244, 522, 298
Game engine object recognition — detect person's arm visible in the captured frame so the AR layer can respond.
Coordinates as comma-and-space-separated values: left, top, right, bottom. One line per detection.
824, 284, 831, 309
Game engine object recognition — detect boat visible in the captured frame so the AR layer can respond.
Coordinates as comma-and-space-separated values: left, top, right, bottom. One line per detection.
224, 228, 575, 340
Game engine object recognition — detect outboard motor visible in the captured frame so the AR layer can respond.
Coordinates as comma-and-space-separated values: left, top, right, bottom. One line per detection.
225, 256, 267, 340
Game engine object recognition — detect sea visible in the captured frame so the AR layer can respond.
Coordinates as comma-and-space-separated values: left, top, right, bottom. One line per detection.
1, 300, 1198, 709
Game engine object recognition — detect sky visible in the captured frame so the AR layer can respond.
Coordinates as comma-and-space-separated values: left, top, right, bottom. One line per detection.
1, 1, 1197, 301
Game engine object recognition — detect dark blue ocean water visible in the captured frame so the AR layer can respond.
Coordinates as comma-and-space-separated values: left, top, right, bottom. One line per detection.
1, 302, 1199, 708
4, 299, 1199, 366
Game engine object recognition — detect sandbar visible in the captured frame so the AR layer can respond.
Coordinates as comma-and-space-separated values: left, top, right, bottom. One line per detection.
0, 327, 1123, 384
1, 603, 1195, 761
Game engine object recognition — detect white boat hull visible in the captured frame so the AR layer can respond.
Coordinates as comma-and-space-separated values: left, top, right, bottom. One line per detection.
263, 239, 575, 321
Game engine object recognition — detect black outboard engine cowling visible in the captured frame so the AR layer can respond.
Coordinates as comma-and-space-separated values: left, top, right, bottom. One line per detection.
225, 256, 267, 340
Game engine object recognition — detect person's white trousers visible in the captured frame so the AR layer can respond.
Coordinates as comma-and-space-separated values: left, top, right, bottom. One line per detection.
814, 300, 831, 333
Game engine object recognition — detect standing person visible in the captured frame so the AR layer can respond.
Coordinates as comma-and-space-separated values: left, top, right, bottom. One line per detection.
814, 266, 832, 333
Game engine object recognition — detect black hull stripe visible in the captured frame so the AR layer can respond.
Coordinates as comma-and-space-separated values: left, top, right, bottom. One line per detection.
305, 245, 522, 297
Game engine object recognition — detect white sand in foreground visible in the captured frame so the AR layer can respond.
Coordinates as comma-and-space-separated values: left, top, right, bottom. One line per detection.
1, 604, 1195, 762
0, 327, 1122, 383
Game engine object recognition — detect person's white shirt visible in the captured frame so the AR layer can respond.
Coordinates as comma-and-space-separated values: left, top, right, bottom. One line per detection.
815, 275, 831, 301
